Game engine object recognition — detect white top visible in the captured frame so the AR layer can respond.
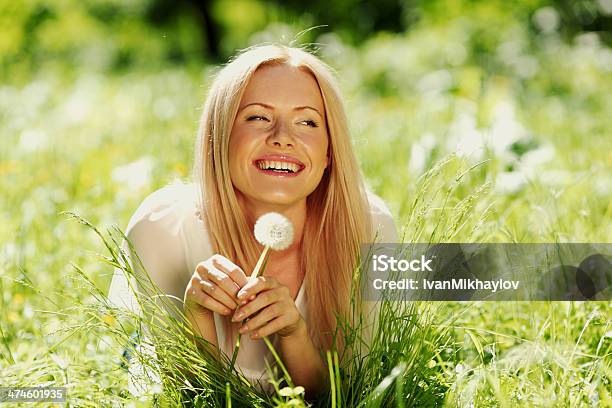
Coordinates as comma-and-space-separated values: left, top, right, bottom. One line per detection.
108, 181, 398, 393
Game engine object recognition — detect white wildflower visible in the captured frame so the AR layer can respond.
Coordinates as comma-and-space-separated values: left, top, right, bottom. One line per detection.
494, 171, 528, 195
519, 144, 555, 177
447, 112, 485, 160
409, 132, 437, 175
533, 7, 560, 33
254, 212, 294, 251
249, 212, 294, 279
485, 100, 526, 156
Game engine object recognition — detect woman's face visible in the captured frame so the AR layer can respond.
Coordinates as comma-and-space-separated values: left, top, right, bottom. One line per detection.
229, 64, 330, 209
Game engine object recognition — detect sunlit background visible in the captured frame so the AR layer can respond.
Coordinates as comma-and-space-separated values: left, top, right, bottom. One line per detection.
1, 0, 611, 406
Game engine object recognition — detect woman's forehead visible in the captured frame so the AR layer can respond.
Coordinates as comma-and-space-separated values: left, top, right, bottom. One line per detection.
239, 64, 325, 113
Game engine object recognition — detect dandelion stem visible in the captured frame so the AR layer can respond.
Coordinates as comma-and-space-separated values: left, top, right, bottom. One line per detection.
230, 245, 270, 372
250, 245, 270, 279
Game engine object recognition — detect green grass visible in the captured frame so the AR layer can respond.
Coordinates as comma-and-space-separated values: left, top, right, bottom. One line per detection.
1, 16, 611, 407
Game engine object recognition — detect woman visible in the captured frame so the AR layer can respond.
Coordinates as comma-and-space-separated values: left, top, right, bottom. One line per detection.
108, 43, 398, 398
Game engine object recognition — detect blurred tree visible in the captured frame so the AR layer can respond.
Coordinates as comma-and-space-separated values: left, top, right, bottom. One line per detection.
144, 0, 221, 61
1, 0, 610, 82
140, 0, 414, 60
264, 0, 416, 41
0, 0, 207, 81
553, 0, 612, 42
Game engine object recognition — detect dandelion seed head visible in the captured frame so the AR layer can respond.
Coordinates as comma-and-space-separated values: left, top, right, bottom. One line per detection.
254, 212, 294, 250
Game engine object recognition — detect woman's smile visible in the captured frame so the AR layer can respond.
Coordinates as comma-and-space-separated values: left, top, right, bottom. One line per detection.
252, 154, 306, 178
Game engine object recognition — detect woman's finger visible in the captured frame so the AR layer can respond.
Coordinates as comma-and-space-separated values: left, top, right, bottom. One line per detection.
238, 303, 282, 333
237, 276, 280, 301
211, 255, 249, 288
197, 262, 241, 301
200, 279, 237, 310
251, 315, 292, 339
186, 285, 231, 316
231, 288, 283, 322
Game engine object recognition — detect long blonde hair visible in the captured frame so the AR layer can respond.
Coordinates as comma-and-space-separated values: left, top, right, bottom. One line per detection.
193, 43, 372, 355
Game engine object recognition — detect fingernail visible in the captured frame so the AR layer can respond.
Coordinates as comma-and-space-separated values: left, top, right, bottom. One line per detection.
224, 308, 231, 315
237, 291, 246, 299
249, 295, 255, 300
239, 324, 248, 333
251, 332, 259, 339
240, 300, 247, 305
233, 312, 244, 321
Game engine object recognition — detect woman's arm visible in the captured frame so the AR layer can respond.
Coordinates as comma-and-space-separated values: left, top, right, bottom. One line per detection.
184, 308, 220, 358
277, 318, 328, 399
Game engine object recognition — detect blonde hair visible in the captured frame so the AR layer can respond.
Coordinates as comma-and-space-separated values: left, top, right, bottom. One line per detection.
193, 44, 372, 355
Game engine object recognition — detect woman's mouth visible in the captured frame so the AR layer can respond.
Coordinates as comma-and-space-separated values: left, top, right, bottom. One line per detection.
253, 159, 305, 177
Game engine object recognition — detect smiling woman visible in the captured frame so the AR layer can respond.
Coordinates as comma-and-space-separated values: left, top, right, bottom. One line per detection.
108, 44, 398, 398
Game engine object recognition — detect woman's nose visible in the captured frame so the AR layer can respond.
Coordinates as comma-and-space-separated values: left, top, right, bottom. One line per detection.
267, 121, 294, 148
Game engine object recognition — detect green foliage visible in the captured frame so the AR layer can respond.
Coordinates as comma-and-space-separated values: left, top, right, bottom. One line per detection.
0, 0, 205, 82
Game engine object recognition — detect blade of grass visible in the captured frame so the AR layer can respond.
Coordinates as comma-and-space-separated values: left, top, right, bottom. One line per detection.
333, 350, 342, 408
327, 351, 336, 408
0, 322, 15, 364
226, 381, 231, 408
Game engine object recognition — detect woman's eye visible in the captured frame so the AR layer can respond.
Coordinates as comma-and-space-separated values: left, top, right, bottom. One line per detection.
300, 119, 319, 128
247, 115, 269, 122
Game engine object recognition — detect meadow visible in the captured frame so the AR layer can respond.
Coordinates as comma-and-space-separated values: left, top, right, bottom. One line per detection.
1, 9, 611, 408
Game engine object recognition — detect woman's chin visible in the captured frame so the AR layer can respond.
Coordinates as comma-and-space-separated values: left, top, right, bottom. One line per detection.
252, 191, 306, 207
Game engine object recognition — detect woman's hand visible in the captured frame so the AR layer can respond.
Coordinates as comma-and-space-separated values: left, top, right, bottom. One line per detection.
183, 254, 250, 318
230, 276, 305, 339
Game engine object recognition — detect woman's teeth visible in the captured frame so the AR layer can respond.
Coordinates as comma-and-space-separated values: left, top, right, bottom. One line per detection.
257, 160, 300, 173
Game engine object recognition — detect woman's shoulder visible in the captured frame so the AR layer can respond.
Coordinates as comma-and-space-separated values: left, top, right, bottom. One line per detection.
110, 181, 203, 314
365, 188, 393, 216
365, 188, 400, 243
124, 180, 203, 242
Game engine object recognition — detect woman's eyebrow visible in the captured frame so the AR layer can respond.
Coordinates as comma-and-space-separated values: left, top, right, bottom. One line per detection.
239, 102, 322, 117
